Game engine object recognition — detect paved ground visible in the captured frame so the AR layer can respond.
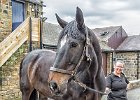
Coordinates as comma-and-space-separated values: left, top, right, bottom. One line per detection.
127, 87, 140, 100
48, 88, 140, 100
102, 87, 140, 100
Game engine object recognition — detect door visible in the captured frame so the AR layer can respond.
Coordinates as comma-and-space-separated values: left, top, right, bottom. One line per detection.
102, 53, 107, 76
12, 0, 24, 31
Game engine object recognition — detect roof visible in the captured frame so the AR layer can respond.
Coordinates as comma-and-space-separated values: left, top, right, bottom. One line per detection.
92, 26, 121, 41
42, 22, 112, 51
42, 22, 62, 45
117, 35, 140, 51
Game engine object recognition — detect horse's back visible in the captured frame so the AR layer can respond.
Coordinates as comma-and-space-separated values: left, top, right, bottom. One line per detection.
19, 49, 56, 88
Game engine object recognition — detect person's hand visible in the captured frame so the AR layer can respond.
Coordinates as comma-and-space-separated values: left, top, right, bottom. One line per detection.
105, 87, 111, 94
127, 83, 132, 90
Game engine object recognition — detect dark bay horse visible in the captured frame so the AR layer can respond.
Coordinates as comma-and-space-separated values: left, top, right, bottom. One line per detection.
19, 49, 60, 100
49, 7, 106, 100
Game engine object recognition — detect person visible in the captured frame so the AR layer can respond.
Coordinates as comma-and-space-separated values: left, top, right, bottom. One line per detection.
106, 60, 129, 100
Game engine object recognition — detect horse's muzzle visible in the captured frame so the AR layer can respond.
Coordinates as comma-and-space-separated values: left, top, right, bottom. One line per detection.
49, 80, 68, 97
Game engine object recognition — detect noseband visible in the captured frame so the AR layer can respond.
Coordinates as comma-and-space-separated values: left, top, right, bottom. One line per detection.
49, 27, 106, 95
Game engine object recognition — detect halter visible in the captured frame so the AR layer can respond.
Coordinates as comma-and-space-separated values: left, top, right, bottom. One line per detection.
49, 42, 88, 76
49, 27, 106, 95
50, 26, 91, 76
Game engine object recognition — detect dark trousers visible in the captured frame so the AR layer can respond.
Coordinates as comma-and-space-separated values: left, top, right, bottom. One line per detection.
107, 93, 127, 100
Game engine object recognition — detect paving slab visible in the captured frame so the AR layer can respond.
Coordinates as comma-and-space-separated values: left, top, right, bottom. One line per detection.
102, 87, 140, 100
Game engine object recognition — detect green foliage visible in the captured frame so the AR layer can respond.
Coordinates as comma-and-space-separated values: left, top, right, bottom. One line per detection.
1, 42, 28, 99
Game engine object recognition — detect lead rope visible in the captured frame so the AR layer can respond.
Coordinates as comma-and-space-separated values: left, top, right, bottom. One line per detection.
73, 78, 107, 95
73, 27, 107, 95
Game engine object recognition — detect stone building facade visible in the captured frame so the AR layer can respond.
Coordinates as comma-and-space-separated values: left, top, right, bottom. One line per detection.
103, 51, 140, 81
0, 0, 44, 99
0, 0, 44, 42
115, 52, 140, 80
105, 35, 140, 81
1, 43, 28, 100
115, 35, 140, 81
0, 0, 12, 42
42, 23, 140, 82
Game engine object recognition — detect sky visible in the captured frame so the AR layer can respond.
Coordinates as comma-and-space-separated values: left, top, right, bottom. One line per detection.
42, 0, 140, 36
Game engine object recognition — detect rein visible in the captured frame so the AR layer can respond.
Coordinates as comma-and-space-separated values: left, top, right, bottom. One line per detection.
73, 77, 107, 95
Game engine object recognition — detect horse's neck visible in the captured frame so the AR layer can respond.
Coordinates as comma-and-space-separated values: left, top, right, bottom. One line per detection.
77, 61, 93, 87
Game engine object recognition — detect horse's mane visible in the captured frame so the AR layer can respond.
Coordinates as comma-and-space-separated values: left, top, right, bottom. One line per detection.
58, 21, 86, 44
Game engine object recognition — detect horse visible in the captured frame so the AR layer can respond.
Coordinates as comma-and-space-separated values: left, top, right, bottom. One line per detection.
19, 49, 62, 100
48, 7, 106, 100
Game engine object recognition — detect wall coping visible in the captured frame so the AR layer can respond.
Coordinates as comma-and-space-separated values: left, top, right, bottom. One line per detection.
127, 79, 140, 90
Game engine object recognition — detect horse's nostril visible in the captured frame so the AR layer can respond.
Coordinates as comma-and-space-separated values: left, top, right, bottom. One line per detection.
49, 81, 63, 96
49, 81, 59, 91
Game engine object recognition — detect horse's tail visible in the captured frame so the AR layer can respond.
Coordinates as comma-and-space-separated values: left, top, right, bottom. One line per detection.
29, 89, 38, 100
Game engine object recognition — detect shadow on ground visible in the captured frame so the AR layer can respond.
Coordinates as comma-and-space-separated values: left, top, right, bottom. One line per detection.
101, 87, 140, 100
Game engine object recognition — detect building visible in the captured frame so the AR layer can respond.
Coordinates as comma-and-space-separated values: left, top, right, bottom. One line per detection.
92, 26, 128, 49
0, 0, 44, 42
92, 26, 128, 75
42, 24, 140, 81
116, 35, 140, 80
0, 0, 44, 99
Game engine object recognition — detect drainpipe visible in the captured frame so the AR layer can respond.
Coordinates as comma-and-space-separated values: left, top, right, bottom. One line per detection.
40, 17, 47, 49
29, 17, 32, 52
137, 52, 139, 80
111, 49, 115, 72
111, 52, 114, 72
40, 18, 43, 49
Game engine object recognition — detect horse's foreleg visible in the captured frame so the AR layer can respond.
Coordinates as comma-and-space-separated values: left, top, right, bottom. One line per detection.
21, 88, 34, 100
21, 91, 31, 100
39, 93, 49, 100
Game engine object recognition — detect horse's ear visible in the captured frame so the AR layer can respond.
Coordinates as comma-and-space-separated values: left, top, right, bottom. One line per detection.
55, 13, 68, 28
76, 7, 84, 29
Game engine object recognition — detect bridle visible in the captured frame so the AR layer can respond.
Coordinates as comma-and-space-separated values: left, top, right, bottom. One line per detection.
50, 26, 91, 76
49, 27, 107, 95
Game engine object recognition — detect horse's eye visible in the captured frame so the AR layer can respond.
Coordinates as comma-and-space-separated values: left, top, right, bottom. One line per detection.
70, 42, 78, 48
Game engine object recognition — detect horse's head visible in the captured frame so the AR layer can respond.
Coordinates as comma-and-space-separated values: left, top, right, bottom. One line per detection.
48, 7, 94, 96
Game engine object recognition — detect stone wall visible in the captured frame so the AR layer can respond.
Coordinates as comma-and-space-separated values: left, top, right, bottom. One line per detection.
0, 0, 12, 42
0, 42, 28, 100
0, 1, 44, 99
106, 52, 140, 81
106, 53, 113, 75
24, 0, 43, 18
0, 0, 43, 42
115, 52, 140, 80
128, 79, 140, 90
